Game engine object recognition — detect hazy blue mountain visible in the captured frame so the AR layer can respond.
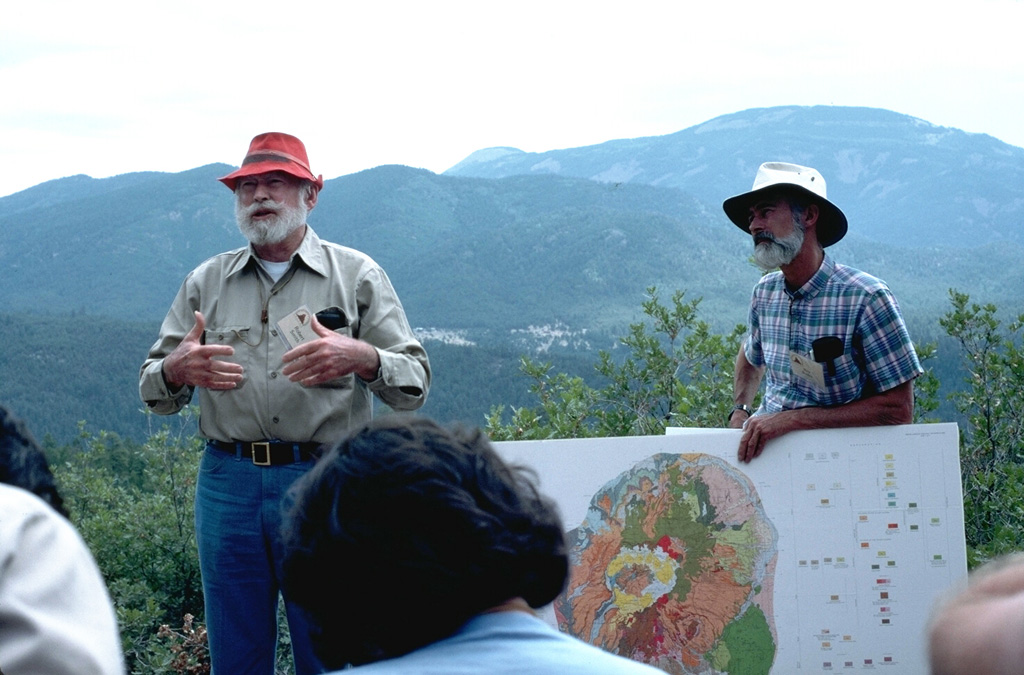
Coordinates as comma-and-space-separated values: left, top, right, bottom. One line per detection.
1, 161, 752, 330
447, 105, 1024, 248
1, 105, 1022, 443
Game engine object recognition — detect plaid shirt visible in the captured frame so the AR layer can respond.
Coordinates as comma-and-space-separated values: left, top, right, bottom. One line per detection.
744, 254, 923, 414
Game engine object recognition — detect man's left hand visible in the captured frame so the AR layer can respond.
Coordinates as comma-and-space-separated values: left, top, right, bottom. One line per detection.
281, 316, 381, 386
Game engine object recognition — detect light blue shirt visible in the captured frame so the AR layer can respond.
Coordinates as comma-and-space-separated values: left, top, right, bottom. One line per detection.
343, 611, 664, 674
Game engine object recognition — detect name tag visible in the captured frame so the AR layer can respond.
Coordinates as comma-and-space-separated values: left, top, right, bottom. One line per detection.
790, 350, 826, 389
277, 305, 318, 350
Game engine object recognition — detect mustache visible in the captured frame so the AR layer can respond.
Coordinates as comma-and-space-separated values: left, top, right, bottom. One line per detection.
753, 233, 778, 246
239, 200, 284, 219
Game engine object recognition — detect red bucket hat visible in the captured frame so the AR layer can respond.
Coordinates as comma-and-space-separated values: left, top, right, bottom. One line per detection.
218, 132, 324, 191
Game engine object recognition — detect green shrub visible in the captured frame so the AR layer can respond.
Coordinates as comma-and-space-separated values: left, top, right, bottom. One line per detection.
54, 411, 204, 672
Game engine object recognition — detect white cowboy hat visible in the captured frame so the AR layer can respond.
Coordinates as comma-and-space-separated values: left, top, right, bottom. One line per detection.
722, 162, 848, 247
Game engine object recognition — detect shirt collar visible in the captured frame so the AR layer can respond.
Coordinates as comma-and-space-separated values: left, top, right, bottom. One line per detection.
291, 226, 327, 276
788, 252, 835, 301
225, 226, 328, 278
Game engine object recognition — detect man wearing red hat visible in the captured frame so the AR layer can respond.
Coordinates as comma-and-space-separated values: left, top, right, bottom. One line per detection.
723, 162, 922, 463
140, 132, 431, 674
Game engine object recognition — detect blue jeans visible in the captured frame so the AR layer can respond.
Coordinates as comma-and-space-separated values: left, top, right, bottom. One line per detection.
195, 444, 324, 675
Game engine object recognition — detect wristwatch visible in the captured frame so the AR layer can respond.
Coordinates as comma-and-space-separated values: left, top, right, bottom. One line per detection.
728, 404, 755, 424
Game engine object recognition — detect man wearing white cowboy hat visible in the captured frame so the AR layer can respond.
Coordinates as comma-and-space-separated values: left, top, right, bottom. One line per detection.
140, 132, 431, 674
723, 162, 922, 463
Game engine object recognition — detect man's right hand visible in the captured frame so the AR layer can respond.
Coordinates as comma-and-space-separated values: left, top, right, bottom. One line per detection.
736, 410, 793, 463
161, 311, 243, 390
727, 412, 748, 430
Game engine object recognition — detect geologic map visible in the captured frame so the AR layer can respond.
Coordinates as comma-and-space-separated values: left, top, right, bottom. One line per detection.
493, 423, 966, 674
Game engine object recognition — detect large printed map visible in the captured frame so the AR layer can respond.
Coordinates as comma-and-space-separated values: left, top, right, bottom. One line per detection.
494, 423, 966, 674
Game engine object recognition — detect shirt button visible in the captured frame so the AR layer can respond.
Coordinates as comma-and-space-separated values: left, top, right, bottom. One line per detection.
270, 371, 278, 379
272, 416, 280, 424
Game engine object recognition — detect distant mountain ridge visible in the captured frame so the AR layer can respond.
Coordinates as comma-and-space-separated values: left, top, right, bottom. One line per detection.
447, 105, 1024, 248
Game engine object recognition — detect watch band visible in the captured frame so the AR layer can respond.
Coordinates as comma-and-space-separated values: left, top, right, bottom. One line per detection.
728, 404, 755, 423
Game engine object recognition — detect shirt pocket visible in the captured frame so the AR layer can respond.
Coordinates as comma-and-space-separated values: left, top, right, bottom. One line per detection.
204, 325, 255, 391
822, 352, 862, 405
310, 307, 356, 390
315, 323, 355, 390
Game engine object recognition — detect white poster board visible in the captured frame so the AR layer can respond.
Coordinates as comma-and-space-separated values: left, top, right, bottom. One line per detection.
493, 423, 965, 674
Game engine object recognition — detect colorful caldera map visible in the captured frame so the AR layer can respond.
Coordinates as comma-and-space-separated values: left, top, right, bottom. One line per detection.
555, 453, 778, 674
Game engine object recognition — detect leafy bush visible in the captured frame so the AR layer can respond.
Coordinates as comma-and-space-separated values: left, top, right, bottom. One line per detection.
53, 411, 204, 672
940, 290, 1024, 564
487, 287, 745, 439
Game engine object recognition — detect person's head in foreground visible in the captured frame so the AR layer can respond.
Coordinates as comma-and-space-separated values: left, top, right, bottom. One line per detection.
929, 553, 1024, 674
281, 416, 569, 669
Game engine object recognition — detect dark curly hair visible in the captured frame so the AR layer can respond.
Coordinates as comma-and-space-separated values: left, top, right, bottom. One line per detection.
281, 416, 568, 669
0, 404, 68, 518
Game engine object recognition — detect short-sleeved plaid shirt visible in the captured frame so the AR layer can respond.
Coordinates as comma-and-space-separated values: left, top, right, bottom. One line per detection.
744, 254, 923, 415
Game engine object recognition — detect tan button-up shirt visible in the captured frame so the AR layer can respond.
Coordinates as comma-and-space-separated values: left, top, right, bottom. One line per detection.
139, 227, 430, 444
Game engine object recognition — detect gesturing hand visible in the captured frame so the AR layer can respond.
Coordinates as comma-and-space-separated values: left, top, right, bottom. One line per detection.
281, 316, 380, 387
162, 311, 244, 390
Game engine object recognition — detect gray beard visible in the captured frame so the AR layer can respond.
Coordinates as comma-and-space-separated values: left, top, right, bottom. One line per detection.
235, 199, 307, 246
753, 226, 804, 271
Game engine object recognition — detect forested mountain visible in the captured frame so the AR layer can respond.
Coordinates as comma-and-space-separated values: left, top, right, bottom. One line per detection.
448, 105, 1024, 248
1, 105, 1021, 443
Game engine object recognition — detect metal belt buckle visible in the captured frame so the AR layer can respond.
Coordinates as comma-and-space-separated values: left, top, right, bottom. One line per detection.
252, 442, 271, 467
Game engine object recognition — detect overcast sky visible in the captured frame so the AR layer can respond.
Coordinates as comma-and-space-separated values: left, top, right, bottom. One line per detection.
2, 0, 1022, 198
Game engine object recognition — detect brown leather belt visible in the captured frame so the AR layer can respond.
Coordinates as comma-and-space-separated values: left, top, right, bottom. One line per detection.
207, 439, 322, 466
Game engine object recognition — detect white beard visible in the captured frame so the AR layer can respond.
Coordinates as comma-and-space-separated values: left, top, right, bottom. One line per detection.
236, 198, 308, 246
753, 224, 804, 271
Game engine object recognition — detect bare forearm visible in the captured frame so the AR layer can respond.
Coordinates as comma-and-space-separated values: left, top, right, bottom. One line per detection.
730, 347, 764, 428
736, 381, 915, 463
733, 347, 763, 404
777, 381, 915, 431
